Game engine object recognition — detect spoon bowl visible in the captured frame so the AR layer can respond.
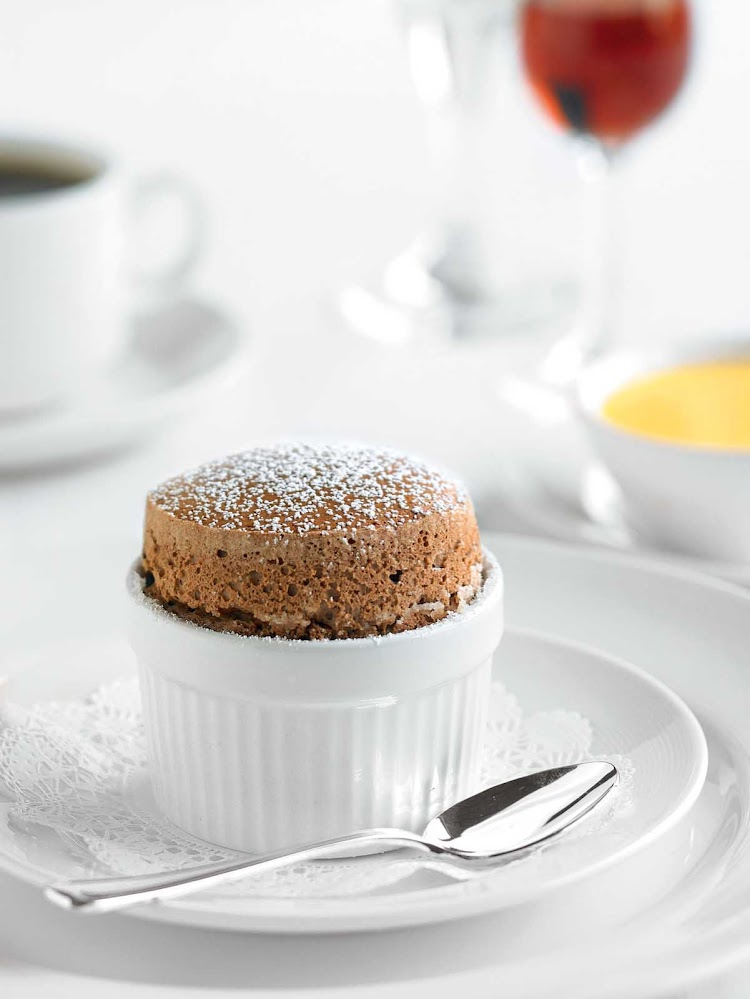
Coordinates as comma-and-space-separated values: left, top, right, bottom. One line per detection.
424, 762, 617, 858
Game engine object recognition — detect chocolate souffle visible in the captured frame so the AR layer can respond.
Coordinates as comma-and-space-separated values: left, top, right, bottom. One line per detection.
141, 443, 483, 640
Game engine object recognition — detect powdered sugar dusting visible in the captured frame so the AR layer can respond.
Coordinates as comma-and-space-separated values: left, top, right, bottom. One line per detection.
149, 443, 469, 535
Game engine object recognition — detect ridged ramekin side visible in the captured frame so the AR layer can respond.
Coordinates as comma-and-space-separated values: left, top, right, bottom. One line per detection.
138, 657, 491, 853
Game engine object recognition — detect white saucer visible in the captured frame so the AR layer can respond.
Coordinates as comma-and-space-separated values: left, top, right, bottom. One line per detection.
0, 297, 249, 472
0, 628, 706, 934
492, 389, 750, 585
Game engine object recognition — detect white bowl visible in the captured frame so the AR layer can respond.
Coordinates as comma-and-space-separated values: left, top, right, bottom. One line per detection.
126, 552, 503, 854
575, 341, 750, 562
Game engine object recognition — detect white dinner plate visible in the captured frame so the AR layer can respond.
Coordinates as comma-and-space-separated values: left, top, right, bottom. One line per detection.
0, 297, 249, 472
1, 535, 749, 999
0, 628, 707, 934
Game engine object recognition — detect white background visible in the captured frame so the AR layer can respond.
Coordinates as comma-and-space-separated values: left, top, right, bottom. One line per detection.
1, 0, 750, 994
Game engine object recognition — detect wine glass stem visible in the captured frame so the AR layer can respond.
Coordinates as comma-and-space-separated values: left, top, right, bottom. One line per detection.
579, 141, 622, 360
404, 2, 500, 300
428, 107, 488, 294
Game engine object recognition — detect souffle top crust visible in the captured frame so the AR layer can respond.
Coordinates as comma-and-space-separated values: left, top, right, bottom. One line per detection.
142, 442, 483, 640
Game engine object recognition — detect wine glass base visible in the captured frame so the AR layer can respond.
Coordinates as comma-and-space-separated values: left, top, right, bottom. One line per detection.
339, 252, 578, 348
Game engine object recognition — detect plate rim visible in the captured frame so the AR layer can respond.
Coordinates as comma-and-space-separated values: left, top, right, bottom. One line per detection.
479, 534, 750, 995
487, 527, 750, 595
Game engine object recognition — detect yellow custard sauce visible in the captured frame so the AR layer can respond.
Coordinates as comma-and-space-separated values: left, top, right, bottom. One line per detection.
603, 360, 750, 449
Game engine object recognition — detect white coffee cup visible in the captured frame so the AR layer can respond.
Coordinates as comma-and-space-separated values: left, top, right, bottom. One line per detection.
0, 135, 202, 412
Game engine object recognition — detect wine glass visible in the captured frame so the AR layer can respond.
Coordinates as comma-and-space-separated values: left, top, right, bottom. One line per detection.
339, 0, 578, 346
519, 0, 691, 383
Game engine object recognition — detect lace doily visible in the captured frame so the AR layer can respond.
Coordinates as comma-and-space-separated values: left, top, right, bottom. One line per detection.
0, 646, 634, 900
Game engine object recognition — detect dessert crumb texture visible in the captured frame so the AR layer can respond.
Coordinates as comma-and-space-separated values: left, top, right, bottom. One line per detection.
143, 443, 483, 640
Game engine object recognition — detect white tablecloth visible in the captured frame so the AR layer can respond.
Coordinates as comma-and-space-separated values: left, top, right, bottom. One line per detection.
2, 0, 750, 994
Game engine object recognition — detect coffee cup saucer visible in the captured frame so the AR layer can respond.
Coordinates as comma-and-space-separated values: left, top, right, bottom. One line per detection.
0, 296, 248, 472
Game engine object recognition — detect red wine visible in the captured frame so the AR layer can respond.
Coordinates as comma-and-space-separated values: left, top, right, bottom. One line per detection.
521, 0, 690, 143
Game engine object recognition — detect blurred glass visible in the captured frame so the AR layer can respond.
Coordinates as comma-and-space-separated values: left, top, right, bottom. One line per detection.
519, 0, 691, 382
339, 0, 577, 346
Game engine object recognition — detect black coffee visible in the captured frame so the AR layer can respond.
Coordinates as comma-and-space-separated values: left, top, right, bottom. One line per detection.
0, 157, 93, 197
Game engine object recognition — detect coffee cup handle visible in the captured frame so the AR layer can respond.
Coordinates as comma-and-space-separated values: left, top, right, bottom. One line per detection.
126, 173, 205, 300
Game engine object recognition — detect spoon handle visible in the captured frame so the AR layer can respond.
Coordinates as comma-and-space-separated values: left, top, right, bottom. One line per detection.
44, 828, 432, 914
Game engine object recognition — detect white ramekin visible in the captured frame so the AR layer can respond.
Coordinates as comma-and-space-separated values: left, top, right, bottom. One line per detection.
126, 551, 503, 853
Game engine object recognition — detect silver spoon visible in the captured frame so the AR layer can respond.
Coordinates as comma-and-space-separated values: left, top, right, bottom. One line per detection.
44, 761, 617, 914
